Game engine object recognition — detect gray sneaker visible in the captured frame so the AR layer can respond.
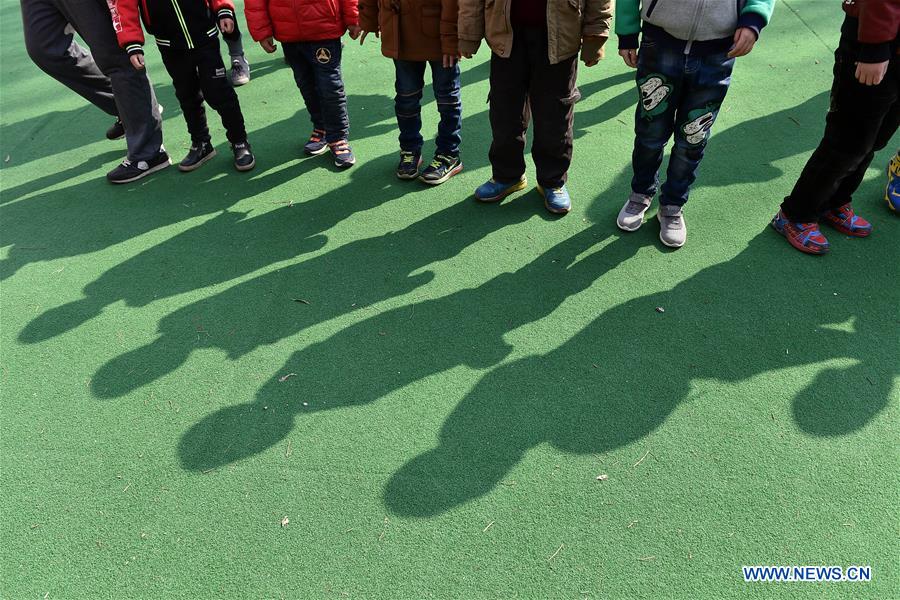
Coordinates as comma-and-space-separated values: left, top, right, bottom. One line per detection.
230, 56, 250, 87
657, 204, 687, 248
616, 192, 652, 231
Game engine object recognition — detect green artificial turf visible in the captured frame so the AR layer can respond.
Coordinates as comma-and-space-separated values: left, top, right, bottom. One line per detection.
1, 1, 898, 598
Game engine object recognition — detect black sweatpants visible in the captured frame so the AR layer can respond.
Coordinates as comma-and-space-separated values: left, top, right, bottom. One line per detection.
488, 26, 578, 188
781, 44, 899, 222
159, 38, 247, 145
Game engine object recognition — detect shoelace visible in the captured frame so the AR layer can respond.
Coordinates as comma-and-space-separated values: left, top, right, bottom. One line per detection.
120, 158, 132, 167
401, 153, 416, 164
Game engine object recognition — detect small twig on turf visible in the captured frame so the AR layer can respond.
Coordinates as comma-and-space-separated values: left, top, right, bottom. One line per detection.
633, 449, 651, 468
482, 521, 494, 533
638, 556, 655, 562
548, 544, 564, 562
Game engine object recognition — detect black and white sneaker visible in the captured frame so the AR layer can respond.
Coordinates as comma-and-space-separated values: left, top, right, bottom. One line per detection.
106, 150, 171, 184
106, 118, 125, 140
178, 141, 217, 172
232, 141, 256, 172
419, 153, 463, 185
230, 56, 251, 87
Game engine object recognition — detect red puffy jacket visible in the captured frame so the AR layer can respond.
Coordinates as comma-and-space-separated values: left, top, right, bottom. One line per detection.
245, 0, 358, 42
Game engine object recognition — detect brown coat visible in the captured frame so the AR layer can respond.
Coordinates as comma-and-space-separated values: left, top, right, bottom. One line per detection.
457, 0, 612, 65
359, 0, 459, 61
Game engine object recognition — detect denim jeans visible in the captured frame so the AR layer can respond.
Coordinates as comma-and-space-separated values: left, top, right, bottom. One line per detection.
631, 37, 734, 206
394, 59, 462, 156
282, 39, 349, 143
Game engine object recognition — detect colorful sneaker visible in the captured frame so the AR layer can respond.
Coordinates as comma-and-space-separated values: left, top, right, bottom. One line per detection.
329, 140, 356, 169
106, 150, 171, 184
771, 210, 829, 255
303, 129, 328, 156
106, 118, 125, 140
537, 184, 571, 215
178, 141, 217, 172
657, 204, 687, 248
822, 203, 872, 237
886, 152, 900, 213
396, 151, 422, 179
475, 177, 527, 203
232, 141, 256, 172
229, 55, 251, 87
420, 153, 463, 185
616, 192, 652, 231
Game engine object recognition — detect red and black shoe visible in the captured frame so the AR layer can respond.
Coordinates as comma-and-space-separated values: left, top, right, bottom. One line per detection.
329, 140, 356, 169
822, 203, 872, 237
303, 129, 327, 156
771, 210, 830, 255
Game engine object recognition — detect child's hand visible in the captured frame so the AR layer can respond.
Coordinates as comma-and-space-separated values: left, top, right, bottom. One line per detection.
727, 27, 756, 58
443, 54, 459, 68
347, 25, 362, 40
359, 29, 379, 44
619, 49, 638, 68
219, 17, 235, 34
130, 54, 145, 70
855, 61, 888, 86
260, 36, 277, 53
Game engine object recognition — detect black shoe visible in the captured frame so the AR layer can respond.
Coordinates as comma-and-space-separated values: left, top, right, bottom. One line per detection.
178, 141, 217, 172
106, 118, 125, 140
232, 141, 255, 172
396, 151, 422, 179
106, 150, 171, 184
420, 153, 463, 185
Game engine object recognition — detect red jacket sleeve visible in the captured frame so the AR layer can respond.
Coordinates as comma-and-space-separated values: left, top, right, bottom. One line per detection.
857, 0, 900, 62
244, 0, 275, 41
341, 0, 359, 28
107, 0, 145, 50
209, 0, 236, 21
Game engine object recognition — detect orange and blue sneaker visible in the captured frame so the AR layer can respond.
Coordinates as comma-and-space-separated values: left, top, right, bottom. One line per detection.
303, 129, 327, 156
329, 140, 356, 169
771, 210, 830, 255
822, 203, 872, 237
886, 151, 900, 212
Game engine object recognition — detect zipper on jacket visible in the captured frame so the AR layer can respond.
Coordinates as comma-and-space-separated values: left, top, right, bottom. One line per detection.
683, 0, 705, 55
169, 0, 194, 48
646, 0, 661, 18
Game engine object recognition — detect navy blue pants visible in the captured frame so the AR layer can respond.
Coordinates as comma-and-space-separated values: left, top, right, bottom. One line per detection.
631, 37, 734, 206
283, 39, 349, 143
393, 59, 462, 157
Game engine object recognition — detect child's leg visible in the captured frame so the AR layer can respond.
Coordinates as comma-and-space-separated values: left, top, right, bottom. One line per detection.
194, 40, 247, 144
306, 40, 349, 143
781, 51, 899, 222
630, 40, 683, 198
394, 60, 427, 154
158, 46, 210, 144
282, 42, 326, 135
660, 53, 734, 207
527, 29, 578, 189
488, 32, 530, 183
429, 61, 462, 157
222, 22, 244, 58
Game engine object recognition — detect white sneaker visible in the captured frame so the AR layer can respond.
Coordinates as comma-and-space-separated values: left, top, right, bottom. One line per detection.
657, 204, 687, 248
616, 192, 653, 231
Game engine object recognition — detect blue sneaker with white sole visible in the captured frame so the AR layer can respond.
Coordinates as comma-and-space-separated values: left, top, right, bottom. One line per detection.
537, 184, 571, 215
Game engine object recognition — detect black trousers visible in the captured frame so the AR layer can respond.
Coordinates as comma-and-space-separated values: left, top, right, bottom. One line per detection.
488, 26, 578, 188
159, 38, 247, 145
782, 46, 899, 222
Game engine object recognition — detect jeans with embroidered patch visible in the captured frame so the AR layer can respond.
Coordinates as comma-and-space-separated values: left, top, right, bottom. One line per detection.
283, 39, 349, 143
394, 60, 462, 157
631, 38, 734, 206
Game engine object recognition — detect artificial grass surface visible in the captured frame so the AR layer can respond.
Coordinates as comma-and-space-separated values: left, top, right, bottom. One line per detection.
1, 1, 898, 597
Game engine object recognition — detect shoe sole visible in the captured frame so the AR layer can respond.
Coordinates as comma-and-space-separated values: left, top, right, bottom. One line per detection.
616, 211, 648, 232
475, 178, 527, 203
334, 159, 355, 169
107, 133, 125, 141
108, 158, 171, 184
231, 77, 250, 87
305, 146, 329, 156
657, 212, 685, 248
420, 163, 463, 186
178, 148, 218, 172
823, 220, 872, 237
235, 156, 256, 172
536, 187, 571, 215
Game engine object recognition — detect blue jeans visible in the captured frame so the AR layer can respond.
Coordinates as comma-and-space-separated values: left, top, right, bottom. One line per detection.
394, 59, 462, 156
631, 38, 734, 206
282, 39, 349, 143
